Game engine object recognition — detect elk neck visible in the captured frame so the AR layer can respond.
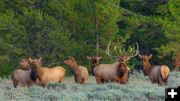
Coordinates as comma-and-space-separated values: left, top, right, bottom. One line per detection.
90, 62, 99, 74
118, 63, 127, 68
91, 58, 99, 65
142, 59, 152, 75
117, 62, 127, 77
30, 64, 41, 73
69, 62, 81, 76
21, 65, 31, 71
91, 60, 99, 68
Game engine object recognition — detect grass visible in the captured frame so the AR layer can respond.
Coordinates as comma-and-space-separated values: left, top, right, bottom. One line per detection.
0, 71, 180, 101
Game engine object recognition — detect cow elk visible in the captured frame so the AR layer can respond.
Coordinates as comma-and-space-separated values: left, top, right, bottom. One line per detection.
64, 57, 88, 84
139, 54, 170, 86
173, 52, 180, 71
93, 42, 139, 84
30, 57, 66, 87
87, 56, 102, 75
11, 58, 34, 88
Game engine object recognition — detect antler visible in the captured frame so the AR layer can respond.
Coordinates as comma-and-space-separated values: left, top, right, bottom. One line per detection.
129, 42, 139, 59
106, 41, 139, 60
105, 41, 118, 59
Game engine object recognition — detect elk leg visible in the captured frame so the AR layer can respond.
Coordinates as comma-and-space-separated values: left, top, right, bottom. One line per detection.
22, 82, 26, 87
59, 77, 64, 83
119, 73, 128, 84
74, 76, 78, 83
149, 77, 155, 84
74, 76, 81, 83
104, 80, 110, 83
158, 76, 165, 86
96, 77, 102, 84
74, 76, 80, 83
81, 78, 85, 84
102, 79, 108, 83
41, 82, 47, 88
61, 77, 65, 82
164, 77, 168, 85
38, 81, 46, 87
35, 79, 40, 85
12, 81, 18, 88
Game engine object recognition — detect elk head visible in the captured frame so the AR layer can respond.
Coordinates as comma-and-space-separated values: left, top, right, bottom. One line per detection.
106, 42, 139, 74
19, 57, 31, 70
87, 56, 102, 64
64, 57, 78, 68
29, 57, 42, 68
138, 54, 153, 65
87, 56, 102, 74
64, 57, 80, 76
138, 54, 153, 75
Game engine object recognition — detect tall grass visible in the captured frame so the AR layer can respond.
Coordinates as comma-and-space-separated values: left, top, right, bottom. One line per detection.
0, 72, 179, 101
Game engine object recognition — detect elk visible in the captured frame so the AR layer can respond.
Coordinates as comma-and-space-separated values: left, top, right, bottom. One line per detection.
30, 57, 66, 87
87, 56, 113, 83
11, 58, 33, 87
87, 56, 102, 75
64, 57, 88, 84
93, 42, 139, 84
173, 52, 180, 71
139, 54, 170, 86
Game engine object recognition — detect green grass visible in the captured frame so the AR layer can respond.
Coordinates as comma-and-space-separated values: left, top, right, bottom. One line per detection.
0, 72, 180, 101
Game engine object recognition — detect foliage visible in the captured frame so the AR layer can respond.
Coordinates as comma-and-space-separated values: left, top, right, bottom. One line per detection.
0, 0, 179, 77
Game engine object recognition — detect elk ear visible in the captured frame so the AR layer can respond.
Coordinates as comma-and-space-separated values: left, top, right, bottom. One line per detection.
28, 58, 33, 63
38, 57, 42, 62
70, 57, 76, 61
138, 54, 142, 58
87, 56, 91, 60
63, 60, 67, 64
97, 57, 102, 60
148, 54, 153, 59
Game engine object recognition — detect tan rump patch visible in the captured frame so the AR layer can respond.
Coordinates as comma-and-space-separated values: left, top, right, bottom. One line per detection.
160, 65, 170, 80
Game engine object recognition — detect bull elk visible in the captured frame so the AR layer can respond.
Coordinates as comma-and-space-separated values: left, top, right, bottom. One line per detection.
93, 42, 139, 84
64, 57, 88, 84
139, 54, 170, 86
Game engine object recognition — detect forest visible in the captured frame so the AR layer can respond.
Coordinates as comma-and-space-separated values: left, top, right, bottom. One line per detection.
0, 0, 179, 77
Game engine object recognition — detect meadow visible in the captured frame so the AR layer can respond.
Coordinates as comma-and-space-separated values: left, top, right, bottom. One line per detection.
0, 71, 180, 101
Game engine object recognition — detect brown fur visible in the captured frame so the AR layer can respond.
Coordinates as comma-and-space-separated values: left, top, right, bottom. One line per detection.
173, 52, 180, 71
87, 56, 101, 75
64, 57, 88, 84
11, 58, 36, 88
93, 42, 139, 84
93, 56, 130, 84
139, 54, 170, 86
35, 66, 66, 86
31, 58, 66, 87
11, 68, 32, 88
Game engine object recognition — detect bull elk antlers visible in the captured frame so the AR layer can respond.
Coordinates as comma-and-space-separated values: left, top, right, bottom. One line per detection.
106, 42, 139, 59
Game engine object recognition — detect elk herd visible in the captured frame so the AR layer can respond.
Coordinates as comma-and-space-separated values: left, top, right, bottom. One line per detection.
11, 42, 176, 88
